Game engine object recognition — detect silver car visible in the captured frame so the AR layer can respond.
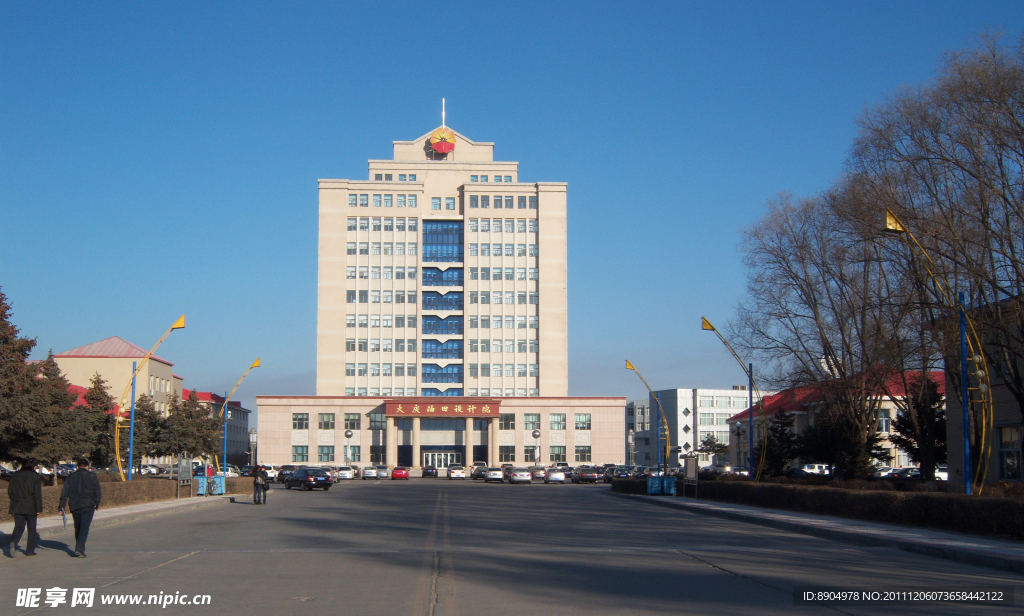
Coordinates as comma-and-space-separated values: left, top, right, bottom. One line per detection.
484, 467, 504, 483
544, 468, 565, 484
336, 466, 355, 480
376, 465, 389, 479
509, 468, 532, 484
361, 466, 379, 480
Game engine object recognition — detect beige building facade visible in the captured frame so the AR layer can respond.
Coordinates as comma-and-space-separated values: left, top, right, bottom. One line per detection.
256, 396, 624, 469
316, 127, 567, 398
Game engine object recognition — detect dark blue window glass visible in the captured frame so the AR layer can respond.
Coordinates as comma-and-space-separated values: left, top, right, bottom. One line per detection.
421, 364, 464, 383
422, 316, 463, 335
422, 291, 463, 311
421, 339, 464, 359
422, 221, 464, 262
422, 268, 464, 287
420, 388, 465, 397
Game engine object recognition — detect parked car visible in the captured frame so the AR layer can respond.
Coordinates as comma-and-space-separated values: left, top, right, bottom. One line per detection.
422, 465, 439, 478
509, 468, 533, 484
802, 464, 830, 475
484, 467, 504, 483
278, 464, 299, 483
871, 467, 894, 477
562, 466, 575, 480
262, 465, 279, 481
285, 467, 333, 491
376, 465, 389, 479
935, 466, 948, 481
240, 465, 254, 477
361, 466, 379, 479
392, 467, 410, 480
470, 465, 487, 480
56, 463, 77, 477
335, 466, 355, 480
544, 468, 566, 484
349, 465, 361, 478
732, 466, 751, 477
555, 462, 569, 468
501, 463, 514, 481
891, 467, 921, 479
528, 466, 547, 480
611, 467, 632, 479
448, 466, 466, 479
573, 467, 600, 483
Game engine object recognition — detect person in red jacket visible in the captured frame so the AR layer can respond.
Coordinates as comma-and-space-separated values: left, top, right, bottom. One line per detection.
205, 463, 214, 496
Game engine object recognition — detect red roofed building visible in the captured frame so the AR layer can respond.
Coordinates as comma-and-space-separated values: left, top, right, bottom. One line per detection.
726, 372, 945, 470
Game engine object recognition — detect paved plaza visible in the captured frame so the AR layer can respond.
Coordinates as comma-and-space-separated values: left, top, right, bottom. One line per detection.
2, 481, 1020, 615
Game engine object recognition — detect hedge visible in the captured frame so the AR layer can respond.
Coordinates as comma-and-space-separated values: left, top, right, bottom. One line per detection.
692, 481, 1024, 541
1, 477, 250, 523
611, 478, 649, 495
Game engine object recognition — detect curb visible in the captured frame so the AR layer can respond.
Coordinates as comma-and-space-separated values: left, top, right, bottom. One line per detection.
609, 491, 1024, 575
4, 496, 236, 542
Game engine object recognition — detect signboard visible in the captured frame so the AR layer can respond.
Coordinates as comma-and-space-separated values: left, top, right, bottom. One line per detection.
385, 399, 502, 417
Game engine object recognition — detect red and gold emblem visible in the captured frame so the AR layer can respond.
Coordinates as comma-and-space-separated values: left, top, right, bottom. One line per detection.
430, 127, 456, 154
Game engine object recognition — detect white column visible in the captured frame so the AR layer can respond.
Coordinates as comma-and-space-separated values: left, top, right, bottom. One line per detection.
386, 416, 397, 468
412, 417, 421, 469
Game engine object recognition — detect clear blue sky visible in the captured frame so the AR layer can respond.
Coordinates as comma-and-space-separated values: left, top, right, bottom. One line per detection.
2, 2, 1021, 417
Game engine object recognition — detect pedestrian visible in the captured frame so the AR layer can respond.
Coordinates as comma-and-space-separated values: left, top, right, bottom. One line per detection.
58, 459, 101, 558
8, 459, 43, 558
253, 465, 267, 505
205, 463, 214, 496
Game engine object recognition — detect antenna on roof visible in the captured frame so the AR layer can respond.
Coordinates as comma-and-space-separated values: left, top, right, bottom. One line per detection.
442, 98, 446, 131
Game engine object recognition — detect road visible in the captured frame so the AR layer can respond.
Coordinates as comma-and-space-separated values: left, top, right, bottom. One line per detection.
2, 479, 1020, 615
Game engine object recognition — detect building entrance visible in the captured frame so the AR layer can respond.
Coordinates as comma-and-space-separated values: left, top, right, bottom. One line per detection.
423, 452, 462, 468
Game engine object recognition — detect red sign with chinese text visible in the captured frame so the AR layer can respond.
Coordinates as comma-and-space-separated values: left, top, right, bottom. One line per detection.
384, 399, 502, 417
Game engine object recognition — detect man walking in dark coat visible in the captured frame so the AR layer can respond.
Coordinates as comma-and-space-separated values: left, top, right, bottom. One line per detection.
8, 459, 43, 557
58, 459, 102, 558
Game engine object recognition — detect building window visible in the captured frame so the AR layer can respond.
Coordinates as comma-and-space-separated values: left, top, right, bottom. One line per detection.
699, 413, 714, 425
575, 446, 591, 462
318, 413, 336, 430
360, 194, 369, 207
523, 446, 538, 463
529, 316, 539, 329
373, 195, 382, 207
529, 196, 538, 209
1000, 426, 1021, 481
699, 396, 714, 407
370, 445, 385, 463
499, 413, 515, 430
518, 196, 527, 210
347, 242, 357, 255
481, 196, 489, 209
343, 413, 361, 430
345, 445, 361, 462
349, 195, 357, 207
359, 242, 369, 255
550, 413, 566, 430
529, 268, 539, 281
549, 446, 566, 463
575, 413, 592, 430
291, 446, 309, 462
384, 195, 393, 208
446, 197, 456, 210
292, 413, 309, 430
369, 412, 386, 430
432, 197, 441, 210
524, 413, 540, 430
499, 445, 515, 462
471, 175, 478, 182
470, 195, 478, 209
318, 446, 335, 462
876, 409, 891, 433
529, 364, 539, 377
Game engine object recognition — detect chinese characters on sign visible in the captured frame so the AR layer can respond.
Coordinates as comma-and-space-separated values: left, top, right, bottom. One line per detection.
385, 399, 502, 417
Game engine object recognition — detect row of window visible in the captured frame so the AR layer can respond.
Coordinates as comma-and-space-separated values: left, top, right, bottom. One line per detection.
469, 175, 512, 183
497, 446, 591, 463
347, 217, 419, 232
468, 339, 539, 353
698, 395, 752, 409
346, 363, 418, 377
470, 267, 539, 281
467, 195, 537, 210
349, 194, 419, 208
468, 219, 537, 233
470, 291, 538, 305
343, 388, 422, 397
698, 413, 735, 426
346, 242, 418, 256
698, 430, 731, 444
468, 316, 539, 329
467, 364, 539, 378
468, 388, 537, 397
347, 266, 417, 280
346, 290, 417, 304
431, 197, 457, 211
292, 411, 592, 433
345, 315, 417, 328
372, 173, 418, 181
494, 413, 593, 431
345, 339, 417, 352
467, 243, 538, 257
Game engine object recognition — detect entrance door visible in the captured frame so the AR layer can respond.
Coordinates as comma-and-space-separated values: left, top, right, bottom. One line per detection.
423, 452, 462, 468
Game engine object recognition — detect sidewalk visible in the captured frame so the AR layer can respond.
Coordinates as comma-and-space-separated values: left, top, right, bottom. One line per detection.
611, 492, 1024, 574
0, 495, 234, 541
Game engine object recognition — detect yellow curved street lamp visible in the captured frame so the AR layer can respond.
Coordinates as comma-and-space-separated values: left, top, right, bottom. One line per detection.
884, 208, 993, 494
214, 358, 261, 475
701, 317, 769, 481
625, 360, 672, 475
115, 315, 186, 481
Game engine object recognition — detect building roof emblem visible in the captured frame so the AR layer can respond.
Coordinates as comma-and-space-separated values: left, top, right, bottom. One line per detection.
429, 127, 456, 154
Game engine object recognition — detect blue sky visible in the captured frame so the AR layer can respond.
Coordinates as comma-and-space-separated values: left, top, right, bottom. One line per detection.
2, 2, 1021, 416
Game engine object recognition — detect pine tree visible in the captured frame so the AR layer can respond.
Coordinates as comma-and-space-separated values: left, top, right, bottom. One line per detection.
889, 378, 947, 480
697, 433, 730, 465
128, 394, 163, 470
0, 287, 39, 463
82, 373, 118, 466
26, 352, 89, 484
157, 391, 222, 461
752, 409, 799, 476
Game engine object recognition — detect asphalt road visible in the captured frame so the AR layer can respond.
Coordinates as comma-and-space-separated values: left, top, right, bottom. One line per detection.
1, 479, 1020, 615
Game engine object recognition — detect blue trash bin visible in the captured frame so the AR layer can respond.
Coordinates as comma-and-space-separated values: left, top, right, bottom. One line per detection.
661, 476, 677, 496
646, 476, 662, 495
197, 476, 225, 495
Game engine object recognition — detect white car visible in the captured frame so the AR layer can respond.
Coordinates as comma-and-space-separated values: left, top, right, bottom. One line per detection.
262, 465, 279, 480
935, 466, 948, 481
335, 466, 355, 480
872, 467, 894, 477
448, 466, 466, 479
509, 468, 532, 484
544, 468, 565, 484
361, 467, 379, 479
802, 464, 830, 475
484, 467, 504, 483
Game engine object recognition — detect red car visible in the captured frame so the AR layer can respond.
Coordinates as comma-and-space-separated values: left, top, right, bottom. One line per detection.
391, 466, 410, 480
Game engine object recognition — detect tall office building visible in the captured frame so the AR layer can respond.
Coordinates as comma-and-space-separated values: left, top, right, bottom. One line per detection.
316, 127, 568, 398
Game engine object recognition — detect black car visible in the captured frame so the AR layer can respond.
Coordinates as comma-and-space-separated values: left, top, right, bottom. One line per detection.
573, 467, 600, 483
285, 468, 333, 491
278, 464, 299, 483
422, 466, 439, 478
610, 467, 632, 480
470, 465, 487, 479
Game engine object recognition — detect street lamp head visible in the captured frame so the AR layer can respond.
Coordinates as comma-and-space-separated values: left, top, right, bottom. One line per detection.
171, 315, 186, 330
344, 430, 353, 438
250, 358, 261, 369
625, 360, 635, 371
531, 430, 541, 439
701, 316, 715, 331
884, 208, 907, 234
